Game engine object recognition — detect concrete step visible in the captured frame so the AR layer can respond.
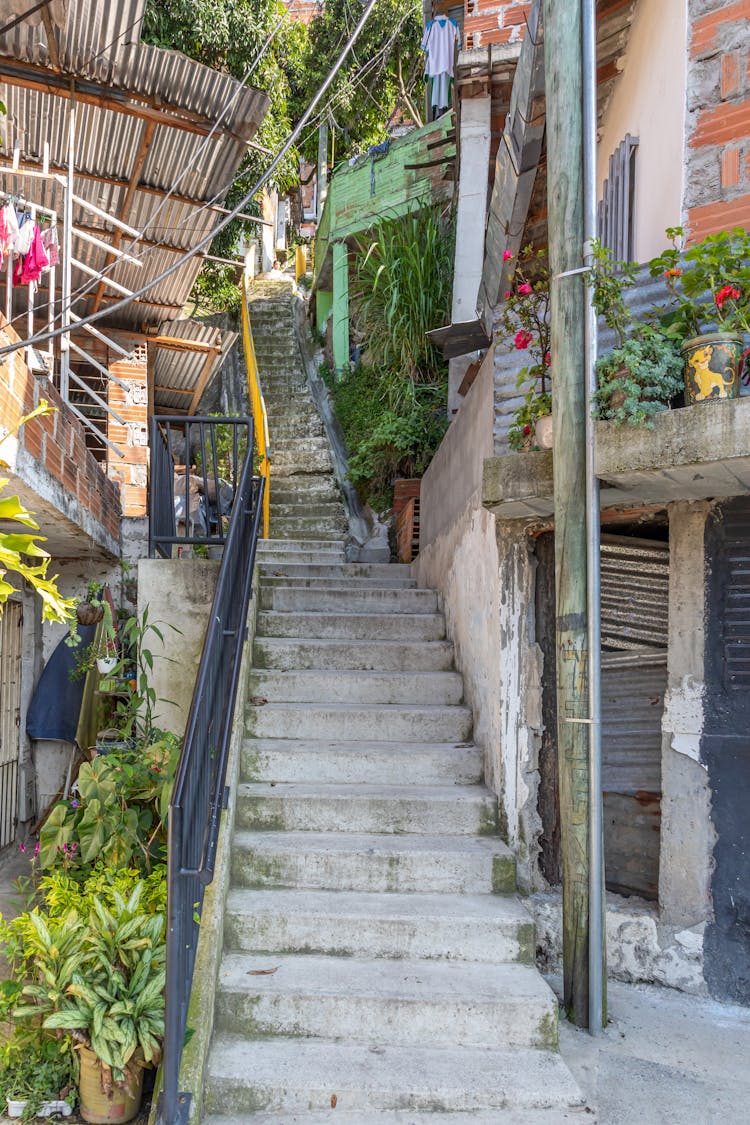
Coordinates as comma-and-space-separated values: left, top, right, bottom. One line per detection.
215, 954, 557, 1049
260, 573, 416, 590
231, 830, 516, 893
267, 517, 348, 539
268, 477, 341, 499
269, 500, 346, 518
257, 562, 411, 581
223, 888, 534, 962
204, 1111, 592, 1125
255, 611, 445, 641
256, 549, 347, 566
258, 584, 438, 614
246, 669, 464, 706
245, 701, 472, 743
235, 783, 496, 836
267, 526, 344, 542
205, 1038, 583, 1117
241, 738, 482, 785
272, 451, 334, 474
252, 636, 454, 672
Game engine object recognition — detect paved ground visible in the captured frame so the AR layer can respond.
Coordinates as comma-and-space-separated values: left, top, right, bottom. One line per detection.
555, 975, 750, 1124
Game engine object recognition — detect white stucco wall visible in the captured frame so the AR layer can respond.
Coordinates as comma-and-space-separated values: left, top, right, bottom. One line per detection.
597, 0, 687, 261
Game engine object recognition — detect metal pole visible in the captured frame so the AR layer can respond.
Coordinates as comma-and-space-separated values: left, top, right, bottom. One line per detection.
582, 0, 606, 1035
60, 82, 75, 399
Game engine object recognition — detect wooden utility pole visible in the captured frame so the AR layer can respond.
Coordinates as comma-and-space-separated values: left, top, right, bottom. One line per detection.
544, 0, 590, 1027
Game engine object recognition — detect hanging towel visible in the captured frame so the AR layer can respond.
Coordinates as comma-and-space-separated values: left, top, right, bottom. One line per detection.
14, 224, 49, 286
14, 212, 35, 256
41, 224, 60, 267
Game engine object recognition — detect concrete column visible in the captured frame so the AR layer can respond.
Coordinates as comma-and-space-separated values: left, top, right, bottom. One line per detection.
448, 95, 491, 416
107, 344, 148, 518
137, 558, 220, 738
332, 241, 350, 371
659, 500, 715, 928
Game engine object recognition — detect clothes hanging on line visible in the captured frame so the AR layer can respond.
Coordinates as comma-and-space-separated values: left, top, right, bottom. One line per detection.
41, 224, 60, 267
14, 212, 36, 257
420, 17, 460, 78
13, 223, 49, 286
0, 203, 19, 264
420, 17, 460, 118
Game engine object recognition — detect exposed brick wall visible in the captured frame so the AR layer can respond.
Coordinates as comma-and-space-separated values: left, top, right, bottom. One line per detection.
463, 0, 528, 50
687, 0, 750, 240
0, 315, 121, 543
106, 347, 148, 519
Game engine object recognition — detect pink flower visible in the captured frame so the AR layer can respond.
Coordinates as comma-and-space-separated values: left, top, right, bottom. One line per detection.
504, 291, 511, 300
517, 283, 533, 295
514, 329, 533, 349
34, 842, 40, 858
544, 351, 551, 367
19, 843, 26, 853
503, 250, 513, 261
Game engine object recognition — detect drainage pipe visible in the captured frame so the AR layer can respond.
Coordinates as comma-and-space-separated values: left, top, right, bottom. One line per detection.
582, 0, 605, 1035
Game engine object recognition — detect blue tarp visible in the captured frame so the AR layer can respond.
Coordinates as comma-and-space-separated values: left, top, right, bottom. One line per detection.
26, 625, 97, 743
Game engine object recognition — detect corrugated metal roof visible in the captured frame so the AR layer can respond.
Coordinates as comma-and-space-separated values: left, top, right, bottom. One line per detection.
0, 0, 268, 409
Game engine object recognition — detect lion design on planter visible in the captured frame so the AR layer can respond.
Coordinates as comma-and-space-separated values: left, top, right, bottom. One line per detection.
685, 342, 736, 401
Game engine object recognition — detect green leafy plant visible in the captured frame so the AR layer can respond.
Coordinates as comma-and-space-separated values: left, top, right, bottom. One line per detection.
0, 1028, 75, 1121
0, 402, 77, 625
649, 225, 750, 339
592, 328, 684, 427
498, 246, 553, 450
38, 734, 180, 875
5, 879, 165, 1092
586, 238, 638, 347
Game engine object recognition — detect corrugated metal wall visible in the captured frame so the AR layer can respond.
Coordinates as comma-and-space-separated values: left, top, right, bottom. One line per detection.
0, 601, 23, 850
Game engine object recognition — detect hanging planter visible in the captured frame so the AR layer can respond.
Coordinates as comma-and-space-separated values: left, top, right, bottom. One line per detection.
78, 1048, 143, 1125
681, 332, 743, 404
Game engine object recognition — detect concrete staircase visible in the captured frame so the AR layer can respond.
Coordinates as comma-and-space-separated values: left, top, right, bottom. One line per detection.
201, 282, 583, 1121
202, 559, 584, 1121
247, 280, 348, 544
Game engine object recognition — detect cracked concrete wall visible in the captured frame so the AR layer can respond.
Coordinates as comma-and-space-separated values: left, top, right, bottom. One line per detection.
415, 352, 543, 886
660, 501, 714, 934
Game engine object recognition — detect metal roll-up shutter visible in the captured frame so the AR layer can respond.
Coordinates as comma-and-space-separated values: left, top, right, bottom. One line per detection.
600, 536, 669, 900
0, 601, 23, 850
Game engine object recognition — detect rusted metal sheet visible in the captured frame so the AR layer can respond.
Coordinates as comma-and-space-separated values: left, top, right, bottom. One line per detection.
603, 791, 660, 901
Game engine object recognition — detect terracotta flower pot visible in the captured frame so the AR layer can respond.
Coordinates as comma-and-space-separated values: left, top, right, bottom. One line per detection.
78, 1047, 143, 1124
681, 332, 743, 404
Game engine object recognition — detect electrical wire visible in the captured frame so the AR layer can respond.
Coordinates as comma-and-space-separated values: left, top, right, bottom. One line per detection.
0, 0, 380, 360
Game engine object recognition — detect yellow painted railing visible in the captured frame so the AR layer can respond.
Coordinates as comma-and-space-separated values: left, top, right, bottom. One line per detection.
241, 268, 270, 538
295, 244, 307, 282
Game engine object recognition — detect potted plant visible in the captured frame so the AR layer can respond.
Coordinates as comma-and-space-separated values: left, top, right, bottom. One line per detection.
650, 225, 750, 403
8, 883, 165, 1124
587, 240, 684, 425
498, 246, 553, 450
0, 1027, 75, 1120
68, 583, 119, 679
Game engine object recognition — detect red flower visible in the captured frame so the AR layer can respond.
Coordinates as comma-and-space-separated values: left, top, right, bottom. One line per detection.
504, 291, 511, 300
664, 268, 682, 278
517, 282, 533, 295
503, 250, 513, 261
544, 351, 551, 367
523, 424, 532, 435
715, 284, 741, 309
514, 329, 533, 349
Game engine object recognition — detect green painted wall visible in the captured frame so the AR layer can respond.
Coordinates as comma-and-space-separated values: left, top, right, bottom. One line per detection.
332, 242, 350, 370
316, 288, 333, 334
313, 116, 455, 290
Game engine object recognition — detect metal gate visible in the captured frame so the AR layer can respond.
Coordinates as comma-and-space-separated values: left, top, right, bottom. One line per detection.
0, 601, 23, 850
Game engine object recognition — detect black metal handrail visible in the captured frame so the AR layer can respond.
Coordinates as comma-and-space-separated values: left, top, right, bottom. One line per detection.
149, 415, 254, 558
155, 427, 265, 1125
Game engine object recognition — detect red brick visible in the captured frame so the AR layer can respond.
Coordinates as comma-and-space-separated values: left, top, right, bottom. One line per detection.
692, 1, 750, 56
721, 147, 741, 187
691, 96, 750, 147
722, 52, 742, 98
44, 442, 63, 481
504, 3, 531, 26
688, 191, 750, 241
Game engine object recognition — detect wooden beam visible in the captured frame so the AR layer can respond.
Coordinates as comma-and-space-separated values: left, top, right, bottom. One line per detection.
189, 350, 219, 413
154, 385, 194, 396
0, 60, 251, 145
153, 335, 221, 354
39, 3, 61, 73
90, 119, 157, 316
